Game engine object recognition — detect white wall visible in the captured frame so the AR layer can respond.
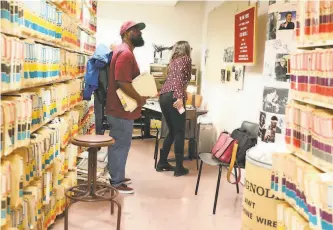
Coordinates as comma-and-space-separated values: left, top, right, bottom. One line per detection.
200, 1, 270, 134
96, 1, 205, 72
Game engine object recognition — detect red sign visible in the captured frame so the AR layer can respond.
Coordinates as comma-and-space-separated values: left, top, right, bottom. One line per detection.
234, 5, 257, 65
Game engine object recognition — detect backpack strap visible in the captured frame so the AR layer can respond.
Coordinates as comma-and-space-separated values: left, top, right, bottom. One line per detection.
226, 143, 242, 184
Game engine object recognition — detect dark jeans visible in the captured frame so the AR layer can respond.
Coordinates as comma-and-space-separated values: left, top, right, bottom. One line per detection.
159, 92, 186, 169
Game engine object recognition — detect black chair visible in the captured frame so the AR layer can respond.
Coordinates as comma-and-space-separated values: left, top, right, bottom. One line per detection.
153, 109, 198, 168
194, 121, 259, 215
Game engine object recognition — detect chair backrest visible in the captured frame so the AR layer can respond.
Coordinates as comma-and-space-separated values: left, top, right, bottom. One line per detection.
240, 121, 259, 138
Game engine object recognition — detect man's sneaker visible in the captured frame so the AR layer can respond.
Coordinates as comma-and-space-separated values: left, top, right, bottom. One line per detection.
122, 178, 132, 185
115, 184, 134, 194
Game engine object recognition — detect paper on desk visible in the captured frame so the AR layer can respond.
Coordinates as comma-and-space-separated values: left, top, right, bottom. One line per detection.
117, 72, 158, 112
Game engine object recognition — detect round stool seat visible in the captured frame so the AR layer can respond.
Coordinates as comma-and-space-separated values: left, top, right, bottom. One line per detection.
71, 134, 115, 148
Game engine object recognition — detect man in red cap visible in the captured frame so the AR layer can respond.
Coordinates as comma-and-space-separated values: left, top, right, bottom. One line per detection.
105, 21, 146, 194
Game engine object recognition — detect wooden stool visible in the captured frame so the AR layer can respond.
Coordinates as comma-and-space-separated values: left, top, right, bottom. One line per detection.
64, 135, 121, 230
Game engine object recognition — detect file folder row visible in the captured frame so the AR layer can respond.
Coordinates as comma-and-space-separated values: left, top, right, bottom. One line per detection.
1, 34, 88, 93
1, 114, 81, 229
277, 202, 310, 230
1, 80, 83, 157
80, 3, 97, 33
1, 96, 32, 157
23, 40, 61, 85
289, 48, 333, 104
60, 49, 88, 79
285, 101, 333, 166
271, 153, 333, 229
79, 29, 96, 54
296, 0, 333, 45
1, 34, 24, 92
1, 0, 96, 53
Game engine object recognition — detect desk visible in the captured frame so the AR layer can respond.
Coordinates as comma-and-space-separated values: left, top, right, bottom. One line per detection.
143, 99, 208, 161
142, 100, 162, 138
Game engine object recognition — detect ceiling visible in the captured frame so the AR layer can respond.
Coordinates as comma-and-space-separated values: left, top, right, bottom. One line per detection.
109, 0, 179, 6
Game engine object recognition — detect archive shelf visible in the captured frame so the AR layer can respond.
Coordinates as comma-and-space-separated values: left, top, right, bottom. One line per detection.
1, 76, 84, 95
47, 0, 97, 36
0, 0, 96, 229
1, 31, 93, 56
292, 96, 333, 110
292, 151, 333, 173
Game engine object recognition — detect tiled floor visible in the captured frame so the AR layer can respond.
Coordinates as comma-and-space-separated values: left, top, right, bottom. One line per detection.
51, 139, 243, 230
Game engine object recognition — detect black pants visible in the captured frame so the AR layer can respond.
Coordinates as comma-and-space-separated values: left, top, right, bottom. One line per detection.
159, 92, 186, 169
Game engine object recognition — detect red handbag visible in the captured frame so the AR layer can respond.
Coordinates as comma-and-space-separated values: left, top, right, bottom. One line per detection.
212, 132, 241, 184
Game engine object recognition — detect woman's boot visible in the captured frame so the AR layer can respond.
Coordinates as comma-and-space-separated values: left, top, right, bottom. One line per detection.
156, 149, 175, 172
174, 152, 189, 176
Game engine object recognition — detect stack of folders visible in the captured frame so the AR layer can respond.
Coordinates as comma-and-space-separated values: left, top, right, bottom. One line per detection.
117, 72, 158, 112
60, 51, 88, 80
0, 117, 80, 229
48, 113, 72, 150
290, 48, 333, 104
277, 202, 310, 230
61, 12, 79, 49
312, 109, 333, 165
296, 0, 333, 46
1, 96, 32, 157
70, 110, 80, 137
285, 100, 333, 166
1, 34, 24, 92
20, 1, 60, 42
23, 41, 60, 87
79, 29, 96, 54
271, 153, 333, 229
0, 0, 24, 34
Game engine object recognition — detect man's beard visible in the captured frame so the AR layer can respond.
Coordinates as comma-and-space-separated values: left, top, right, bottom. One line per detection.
130, 35, 144, 47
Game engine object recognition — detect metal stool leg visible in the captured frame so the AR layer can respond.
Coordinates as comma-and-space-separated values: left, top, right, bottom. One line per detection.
154, 130, 159, 160
234, 167, 239, 194
154, 138, 161, 168
64, 202, 69, 230
111, 189, 114, 214
113, 199, 122, 230
195, 160, 203, 195
213, 165, 222, 215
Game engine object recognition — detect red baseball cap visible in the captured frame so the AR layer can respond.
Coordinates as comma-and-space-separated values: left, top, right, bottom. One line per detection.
120, 21, 146, 36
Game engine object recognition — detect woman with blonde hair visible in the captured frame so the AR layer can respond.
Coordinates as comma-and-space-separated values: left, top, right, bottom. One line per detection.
156, 41, 192, 177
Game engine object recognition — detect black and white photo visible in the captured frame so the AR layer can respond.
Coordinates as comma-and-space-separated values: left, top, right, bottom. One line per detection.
221, 69, 226, 83
263, 114, 285, 143
262, 87, 289, 115
266, 12, 278, 40
223, 46, 234, 63
274, 53, 290, 82
258, 111, 267, 140
226, 70, 231, 82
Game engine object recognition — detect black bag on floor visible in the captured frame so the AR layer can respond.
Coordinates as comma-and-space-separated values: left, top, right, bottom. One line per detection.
230, 128, 257, 166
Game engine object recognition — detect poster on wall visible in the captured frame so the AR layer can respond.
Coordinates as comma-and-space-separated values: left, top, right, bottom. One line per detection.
234, 5, 257, 65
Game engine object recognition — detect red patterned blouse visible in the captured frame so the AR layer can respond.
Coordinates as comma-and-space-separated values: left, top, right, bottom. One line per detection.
160, 55, 192, 100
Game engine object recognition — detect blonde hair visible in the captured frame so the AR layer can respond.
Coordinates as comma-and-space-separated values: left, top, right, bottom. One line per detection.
170, 41, 191, 62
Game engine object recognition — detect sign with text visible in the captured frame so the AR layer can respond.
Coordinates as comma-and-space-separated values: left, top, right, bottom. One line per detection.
234, 5, 257, 65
